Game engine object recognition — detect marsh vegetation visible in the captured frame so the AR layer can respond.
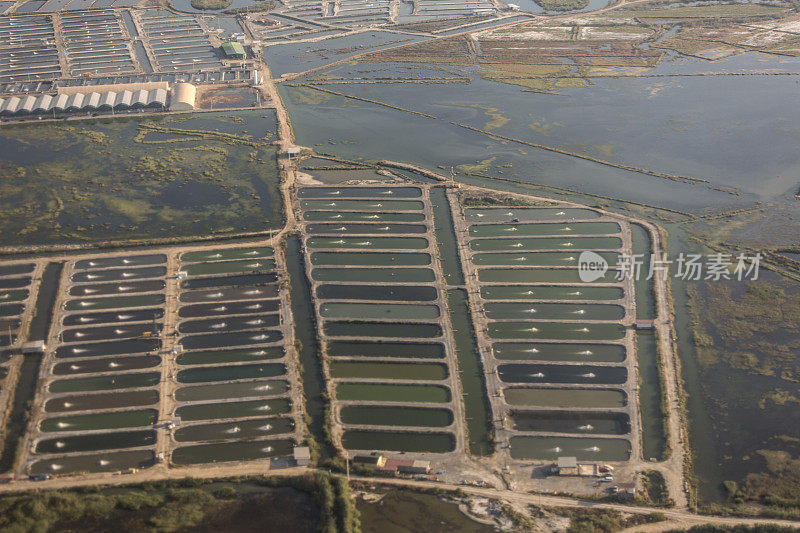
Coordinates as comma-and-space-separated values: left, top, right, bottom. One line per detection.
0, 474, 358, 532
687, 275, 800, 515
0, 113, 282, 248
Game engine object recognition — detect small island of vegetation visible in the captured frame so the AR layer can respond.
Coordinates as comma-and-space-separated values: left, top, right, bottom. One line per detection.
190, 0, 233, 9
534, 0, 589, 10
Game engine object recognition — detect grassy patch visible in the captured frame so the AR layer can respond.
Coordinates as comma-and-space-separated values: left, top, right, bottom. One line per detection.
0, 474, 357, 532
691, 280, 800, 379
641, 470, 673, 507
548, 506, 665, 532
535, 0, 589, 11
686, 275, 800, 514
460, 192, 554, 207
190, 0, 232, 9
616, 3, 787, 18
0, 113, 283, 247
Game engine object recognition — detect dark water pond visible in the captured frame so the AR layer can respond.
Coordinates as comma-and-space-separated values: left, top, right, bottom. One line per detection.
327, 341, 445, 359
36, 430, 156, 454
180, 329, 283, 349
342, 430, 454, 453
324, 321, 442, 339
174, 417, 294, 442
63, 308, 163, 326
30, 449, 154, 475
498, 363, 628, 384
179, 299, 280, 318
317, 284, 437, 301
340, 405, 453, 427
53, 355, 161, 375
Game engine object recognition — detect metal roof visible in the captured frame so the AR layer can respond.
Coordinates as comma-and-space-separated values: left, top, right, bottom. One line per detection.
221, 41, 246, 57
557, 456, 578, 468
148, 88, 167, 106
132, 89, 149, 107
0, 88, 173, 116
85, 92, 101, 109
293, 446, 310, 460
100, 91, 116, 109
33, 94, 52, 112
115, 90, 133, 108
2, 97, 21, 114
52, 93, 69, 110
171, 82, 196, 111
66, 92, 85, 109
19, 95, 36, 113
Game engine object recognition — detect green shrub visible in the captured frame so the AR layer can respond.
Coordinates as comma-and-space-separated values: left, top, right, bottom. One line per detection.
116, 491, 164, 511
213, 486, 238, 499
190, 0, 233, 9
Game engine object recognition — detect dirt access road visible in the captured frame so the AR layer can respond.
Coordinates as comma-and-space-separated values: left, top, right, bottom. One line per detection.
2, 465, 799, 530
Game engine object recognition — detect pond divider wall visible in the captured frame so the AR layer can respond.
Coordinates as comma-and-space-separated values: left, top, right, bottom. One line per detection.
285, 235, 334, 460
447, 289, 494, 455
0, 262, 62, 472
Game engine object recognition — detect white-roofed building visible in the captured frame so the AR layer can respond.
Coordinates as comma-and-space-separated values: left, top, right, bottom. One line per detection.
66, 93, 85, 111
170, 83, 196, 111
115, 90, 133, 109
19, 95, 36, 113
2, 97, 21, 114
52, 93, 70, 111
99, 91, 116, 110
33, 94, 52, 113
132, 89, 149, 108
148, 88, 168, 108
85, 92, 101, 109
1, 83, 177, 119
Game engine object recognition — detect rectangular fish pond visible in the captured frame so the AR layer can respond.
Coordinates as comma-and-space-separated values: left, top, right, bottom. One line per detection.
509, 411, 630, 435
175, 380, 290, 402
329, 361, 448, 380
477, 268, 622, 284
498, 364, 628, 384
465, 208, 601, 222
171, 439, 294, 465
493, 342, 626, 363
311, 268, 436, 283
509, 436, 631, 461
30, 449, 155, 475
310, 251, 431, 266
176, 347, 284, 365
503, 388, 627, 409
468, 222, 620, 238
336, 383, 451, 403
326, 341, 446, 359
339, 406, 453, 428
174, 418, 295, 443
297, 187, 422, 199
470, 237, 622, 252
40, 410, 158, 432
480, 285, 623, 301
487, 322, 627, 341
342, 430, 455, 453
175, 398, 291, 421
319, 302, 440, 320
323, 321, 443, 339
